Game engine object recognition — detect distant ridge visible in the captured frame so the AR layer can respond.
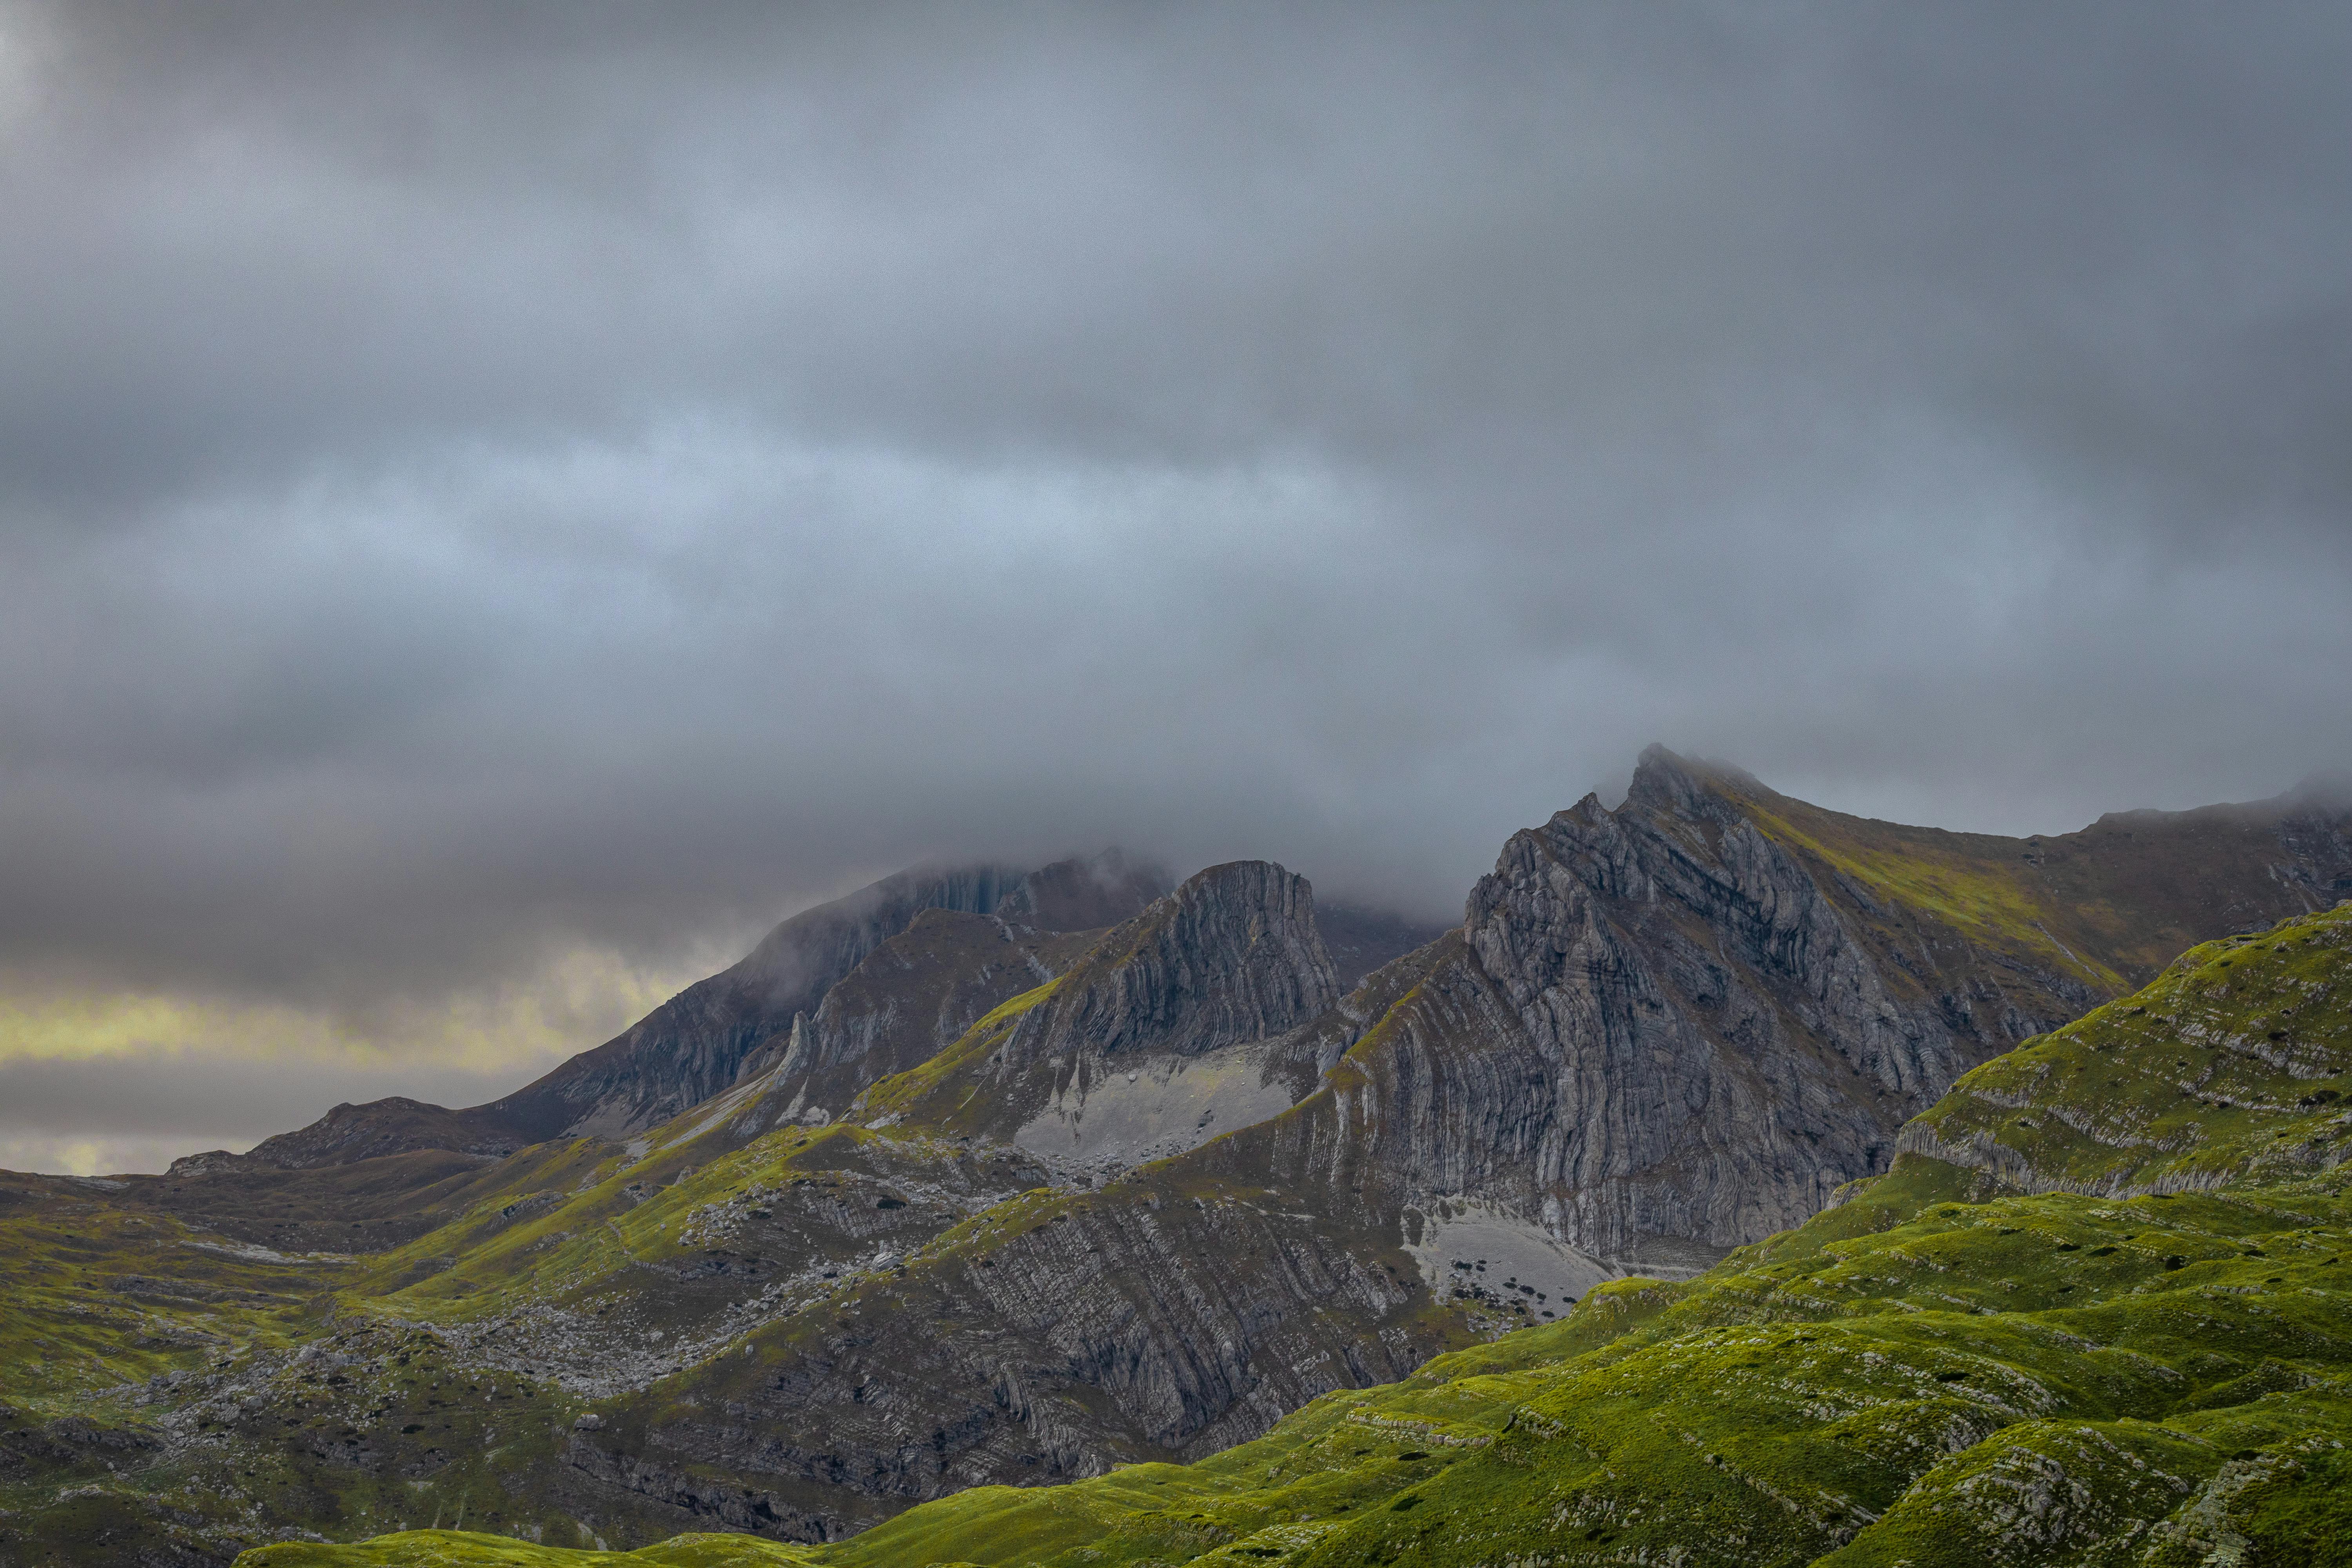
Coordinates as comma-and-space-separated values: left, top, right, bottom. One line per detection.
231, 853, 1171, 1172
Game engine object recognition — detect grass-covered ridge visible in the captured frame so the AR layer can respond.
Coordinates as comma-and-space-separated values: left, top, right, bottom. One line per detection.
1693, 755, 2339, 995
233, 907, 2352, 1568
1904, 910, 2352, 1197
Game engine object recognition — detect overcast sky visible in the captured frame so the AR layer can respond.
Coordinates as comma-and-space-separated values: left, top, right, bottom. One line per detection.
4, 2, 2350, 1175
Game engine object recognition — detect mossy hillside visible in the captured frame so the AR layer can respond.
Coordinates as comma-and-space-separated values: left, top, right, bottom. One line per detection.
228, 1163, 2352, 1568
243, 1528, 819, 1566
324, 1055, 1060, 1371
0, 1089, 1061, 1559
1906, 905, 2352, 1195
847, 980, 1063, 1132
0, 1171, 638, 1561
1700, 758, 2345, 994
1731, 792, 2129, 991
269, 1112, 1098, 1537
0, 1172, 332, 1412
0, 1170, 326, 1564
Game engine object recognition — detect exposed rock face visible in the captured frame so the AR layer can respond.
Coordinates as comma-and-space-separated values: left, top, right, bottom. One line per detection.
1270, 746, 2352, 1263
731, 909, 1102, 1133
1000, 861, 1339, 1069
871, 862, 1343, 1153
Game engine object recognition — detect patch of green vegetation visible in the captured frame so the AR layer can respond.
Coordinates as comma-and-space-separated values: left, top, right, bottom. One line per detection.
239, 909, 2352, 1568
849, 979, 1062, 1128
1733, 792, 2129, 990
240, 1528, 820, 1566
1907, 906, 2352, 1196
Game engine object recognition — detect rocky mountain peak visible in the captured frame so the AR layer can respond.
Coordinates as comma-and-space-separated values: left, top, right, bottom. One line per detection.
1619, 742, 1762, 820
1004, 859, 1339, 1067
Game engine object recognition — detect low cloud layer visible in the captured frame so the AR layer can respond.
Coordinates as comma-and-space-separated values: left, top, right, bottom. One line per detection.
4, 4, 2350, 1171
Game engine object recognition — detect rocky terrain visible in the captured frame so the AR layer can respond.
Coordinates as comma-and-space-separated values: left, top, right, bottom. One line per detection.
5, 751, 2350, 1563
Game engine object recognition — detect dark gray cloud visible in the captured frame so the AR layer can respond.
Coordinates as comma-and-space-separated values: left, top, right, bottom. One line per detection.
3, 0, 2350, 1070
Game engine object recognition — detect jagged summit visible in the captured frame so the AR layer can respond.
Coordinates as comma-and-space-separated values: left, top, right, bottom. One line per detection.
1005, 859, 1337, 1066
849, 859, 1345, 1162
1617, 741, 1762, 813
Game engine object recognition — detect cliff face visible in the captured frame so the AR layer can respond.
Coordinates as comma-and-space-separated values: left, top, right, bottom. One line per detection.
1281, 746, 2352, 1263
865, 861, 1343, 1160
1312, 764, 2067, 1261
998, 860, 1338, 1069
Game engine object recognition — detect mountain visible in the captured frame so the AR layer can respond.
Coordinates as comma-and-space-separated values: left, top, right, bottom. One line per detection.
227, 854, 1174, 1174
5, 750, 2350, 1564
238, 899, 2352, 1568
520, 749, 2349, 1541
1290, 744, 2352, 1268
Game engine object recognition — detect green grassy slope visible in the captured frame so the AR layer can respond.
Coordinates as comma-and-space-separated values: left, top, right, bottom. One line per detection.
1902, 916, 2352, 1198
1709, 760, 2345, 993
236, 904, 2352, 1568
0, 1014, 1111, 1563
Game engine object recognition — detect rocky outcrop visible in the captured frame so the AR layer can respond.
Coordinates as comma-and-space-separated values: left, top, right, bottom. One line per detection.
1000, 861, 1338, 1068
871, 862, 1342, 1150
